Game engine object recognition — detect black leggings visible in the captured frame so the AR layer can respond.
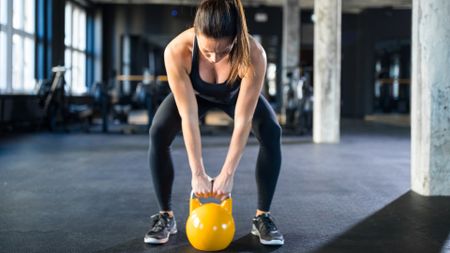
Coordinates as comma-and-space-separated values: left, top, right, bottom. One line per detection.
148, 93, 282, 212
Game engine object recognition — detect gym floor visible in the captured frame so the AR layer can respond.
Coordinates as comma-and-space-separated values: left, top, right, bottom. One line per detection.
1, 120, 450, 253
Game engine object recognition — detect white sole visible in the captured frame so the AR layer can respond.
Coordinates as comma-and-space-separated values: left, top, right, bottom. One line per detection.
251, 224, 284, 246
144, 227, 178, 244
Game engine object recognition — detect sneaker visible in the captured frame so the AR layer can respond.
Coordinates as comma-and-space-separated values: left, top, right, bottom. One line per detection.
251, 213, 284, 245
144, 212, 177, 244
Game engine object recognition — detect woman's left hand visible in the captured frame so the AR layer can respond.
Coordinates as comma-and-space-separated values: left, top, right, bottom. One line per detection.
212, 171, 234, 200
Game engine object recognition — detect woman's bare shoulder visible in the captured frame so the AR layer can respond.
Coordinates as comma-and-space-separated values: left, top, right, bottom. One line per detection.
165, 28, 196, 68
248, 35, 266, 64
238, 35, 266, 78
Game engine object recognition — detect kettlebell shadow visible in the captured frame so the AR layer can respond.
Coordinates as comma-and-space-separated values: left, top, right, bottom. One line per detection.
169, 233, 282, 253
226, 233, 283, 252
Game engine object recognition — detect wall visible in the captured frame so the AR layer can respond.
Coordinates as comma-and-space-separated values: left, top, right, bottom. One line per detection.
101, 5, 412, 118
0, 4, 412, 129
341, 8, 411, 118
1, 0, 97, 128
100, 4, 285, 110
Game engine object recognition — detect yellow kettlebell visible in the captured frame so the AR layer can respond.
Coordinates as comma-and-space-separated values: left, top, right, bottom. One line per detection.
186, 192, 235, 251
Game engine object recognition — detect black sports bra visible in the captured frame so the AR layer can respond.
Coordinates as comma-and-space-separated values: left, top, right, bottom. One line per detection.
189, 36, 241, 104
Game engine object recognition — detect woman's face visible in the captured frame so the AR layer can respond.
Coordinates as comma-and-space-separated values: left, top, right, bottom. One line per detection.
197, 34, 235, 64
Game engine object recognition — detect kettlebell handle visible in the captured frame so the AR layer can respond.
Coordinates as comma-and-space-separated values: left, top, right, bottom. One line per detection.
190, 190, 231, 200
189, 191, 233, 215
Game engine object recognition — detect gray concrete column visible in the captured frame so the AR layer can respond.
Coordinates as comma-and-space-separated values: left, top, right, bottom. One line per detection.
281, 0, 300, 125
411, 0, 450, 196
282, 0, 300, 79
313, 0, 341, 143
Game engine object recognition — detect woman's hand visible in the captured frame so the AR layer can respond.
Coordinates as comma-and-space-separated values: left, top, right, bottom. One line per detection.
191, 172, 213, 198
212, 171, 234, 200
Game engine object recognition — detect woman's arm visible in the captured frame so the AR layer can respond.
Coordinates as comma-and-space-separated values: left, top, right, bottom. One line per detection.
164, 41, 211, 198
213, 41, 267, 197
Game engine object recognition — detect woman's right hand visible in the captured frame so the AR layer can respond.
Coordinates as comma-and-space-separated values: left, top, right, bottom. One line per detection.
191, 172, 213, 198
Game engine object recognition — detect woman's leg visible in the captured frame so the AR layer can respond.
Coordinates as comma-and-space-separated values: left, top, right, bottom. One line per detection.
211, 95, 284, 245
148, 93, 213, 211
218, 94, 282, 212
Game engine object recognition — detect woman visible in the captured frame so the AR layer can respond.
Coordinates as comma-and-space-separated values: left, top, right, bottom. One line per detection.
145, 0, 284, 246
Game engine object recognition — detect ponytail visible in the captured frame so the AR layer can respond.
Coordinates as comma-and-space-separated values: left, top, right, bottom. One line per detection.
194, 0, 251, 85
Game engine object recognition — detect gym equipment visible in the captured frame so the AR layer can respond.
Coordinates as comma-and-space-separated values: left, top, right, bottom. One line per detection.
133, 81, 156, 129
186, 192, 235, 251
37, 66, 94, 132
283, 69, 313, 134
91, 81, 112, 133
38, 66, 66, 131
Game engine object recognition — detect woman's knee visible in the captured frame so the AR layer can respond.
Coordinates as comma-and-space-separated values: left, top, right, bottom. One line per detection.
254, 120, 282, 148
149, 123, 169, 148
270, 122, 282, 139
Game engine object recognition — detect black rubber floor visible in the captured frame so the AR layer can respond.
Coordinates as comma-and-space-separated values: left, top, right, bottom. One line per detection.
1, 120, 450, 253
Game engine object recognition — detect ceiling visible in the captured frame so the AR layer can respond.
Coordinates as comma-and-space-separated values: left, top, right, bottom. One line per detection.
91, 0, 412, 13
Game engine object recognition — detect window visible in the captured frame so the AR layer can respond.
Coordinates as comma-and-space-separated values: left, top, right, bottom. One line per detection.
0, 0, 8, 91
0, 0, 7, 25
12, 34, 23, 90
1, 0, 36, 93
0, 32, 6, 91
23, 0, 34, 34
65, 2, 87, 94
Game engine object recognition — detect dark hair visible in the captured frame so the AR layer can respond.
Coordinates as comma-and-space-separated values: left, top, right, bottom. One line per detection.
194, 0, 251, 85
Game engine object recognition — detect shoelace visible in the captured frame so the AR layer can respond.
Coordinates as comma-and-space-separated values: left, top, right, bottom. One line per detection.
260, 214, 277, 232
151, 214, 169, 232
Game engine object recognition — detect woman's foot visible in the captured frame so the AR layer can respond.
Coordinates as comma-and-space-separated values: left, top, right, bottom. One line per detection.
144, 212, 177, 244
251, 213, 284, 245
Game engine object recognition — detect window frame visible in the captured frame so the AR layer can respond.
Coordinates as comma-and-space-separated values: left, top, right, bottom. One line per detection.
0, 0, 36, 94
65, 0, 88, 95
